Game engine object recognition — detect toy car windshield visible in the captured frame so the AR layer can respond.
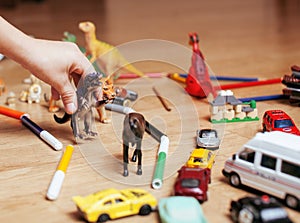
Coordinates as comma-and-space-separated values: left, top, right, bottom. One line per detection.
274, 119, 294, 128
261, 207, 289, 222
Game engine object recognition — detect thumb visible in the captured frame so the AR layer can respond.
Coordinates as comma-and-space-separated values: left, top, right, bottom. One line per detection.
59, 83, 77, 114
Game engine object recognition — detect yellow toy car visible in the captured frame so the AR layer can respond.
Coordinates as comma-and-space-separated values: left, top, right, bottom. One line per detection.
186, 148, 216, 169
72, 188, 157, 223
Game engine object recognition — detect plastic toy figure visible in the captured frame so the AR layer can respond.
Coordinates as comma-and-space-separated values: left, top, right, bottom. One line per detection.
5, 91, 16, 106
230, 195, 294, 223
73, 188, 157, 223
174, 166, 211, 203
159, 196, 208, 223
185, 33, 216, 98
122, 112, 146, 176
262, 110, 300, 135
95, 77, 116, 123
78, 21, 144, 78
19, 74, 42, 104
54, 72, 115, 140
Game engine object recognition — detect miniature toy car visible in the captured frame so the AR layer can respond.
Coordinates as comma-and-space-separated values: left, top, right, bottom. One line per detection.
174, 166, 211, 203
196, 128, 220, 150
186, 148, 216, 169
72, 188, 157, 223
222, 131, 300, 210
230, 195, 293, 223
159, 196, 208, 223
262, 110, 300, 135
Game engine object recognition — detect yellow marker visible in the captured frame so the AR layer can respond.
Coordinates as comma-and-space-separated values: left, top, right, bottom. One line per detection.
168, 73, 186, 83
46, 145, 74, 200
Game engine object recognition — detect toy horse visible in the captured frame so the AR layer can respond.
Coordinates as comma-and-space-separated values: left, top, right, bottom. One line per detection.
122, 112, 146, 176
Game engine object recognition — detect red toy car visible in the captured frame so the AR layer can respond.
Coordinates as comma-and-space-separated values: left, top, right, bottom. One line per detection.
262, 110, 300, 135
174, 166, 211, 203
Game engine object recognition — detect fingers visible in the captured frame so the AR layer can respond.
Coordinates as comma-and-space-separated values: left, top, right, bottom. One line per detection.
59, 82, 77, 114
50, 42, 96, 114
51, 87, 60, 100
51, 82, 77, 114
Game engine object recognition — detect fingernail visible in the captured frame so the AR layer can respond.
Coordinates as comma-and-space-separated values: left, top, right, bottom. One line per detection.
66, 103, 77, 114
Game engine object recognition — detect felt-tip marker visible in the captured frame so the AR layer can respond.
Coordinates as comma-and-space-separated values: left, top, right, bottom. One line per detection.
47, 145, 74, 200
0, 106, 62, 150
20, 115, 63, 151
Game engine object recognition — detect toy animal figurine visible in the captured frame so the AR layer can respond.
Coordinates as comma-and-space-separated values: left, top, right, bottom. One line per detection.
54, 72, 115, 140
5, 91, 16, 106
95, 77, 116, 123
78, 21, 144, 78
19, 75, 42, 104
185, 33, 217, 98
122, 112, 146, 176
44, 93, 60, 113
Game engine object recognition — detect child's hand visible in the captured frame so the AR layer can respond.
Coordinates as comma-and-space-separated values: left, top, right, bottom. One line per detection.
23, 39, 95, 114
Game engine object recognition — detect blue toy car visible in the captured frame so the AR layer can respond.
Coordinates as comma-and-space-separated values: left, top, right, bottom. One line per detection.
158, 196, 207, 223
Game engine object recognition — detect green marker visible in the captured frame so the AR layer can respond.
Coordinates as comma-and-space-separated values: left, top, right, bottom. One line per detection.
145, 121, 169, 190
151, 135, 169, 189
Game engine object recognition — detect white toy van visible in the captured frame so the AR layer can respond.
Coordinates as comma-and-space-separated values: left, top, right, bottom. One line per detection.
222, 131, 300, 209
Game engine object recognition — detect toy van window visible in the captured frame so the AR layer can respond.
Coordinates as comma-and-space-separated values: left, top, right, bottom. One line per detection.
238, 148, 255, 163
261, 154, 276, 170
281, 160, 300, 178
181, 179, 200, 188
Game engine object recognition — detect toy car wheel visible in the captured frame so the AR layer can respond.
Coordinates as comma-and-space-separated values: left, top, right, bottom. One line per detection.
229, 173, 241, 187
97, 214, 110, 223
139, 204, 152, 215
262, 124, 266, 132
285, 194, 299, 209
238, 208, 254, 223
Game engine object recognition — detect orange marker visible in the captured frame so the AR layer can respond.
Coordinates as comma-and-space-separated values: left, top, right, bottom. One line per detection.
0, 105, 27, 119
167, 73, 186, 83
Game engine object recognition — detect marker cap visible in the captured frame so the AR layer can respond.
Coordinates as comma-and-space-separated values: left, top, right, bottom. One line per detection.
46, 170, 65, 200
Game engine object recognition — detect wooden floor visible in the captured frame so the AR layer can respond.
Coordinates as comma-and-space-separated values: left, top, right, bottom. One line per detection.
1, 0, 300, 222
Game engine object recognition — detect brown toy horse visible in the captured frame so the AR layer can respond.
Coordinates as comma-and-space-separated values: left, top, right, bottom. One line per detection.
122, 112, 146, 176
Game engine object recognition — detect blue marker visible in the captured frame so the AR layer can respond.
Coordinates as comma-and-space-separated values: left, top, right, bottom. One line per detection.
179, 73, 258, 82
238, 94, 288, 102
21, 115, 62, 151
